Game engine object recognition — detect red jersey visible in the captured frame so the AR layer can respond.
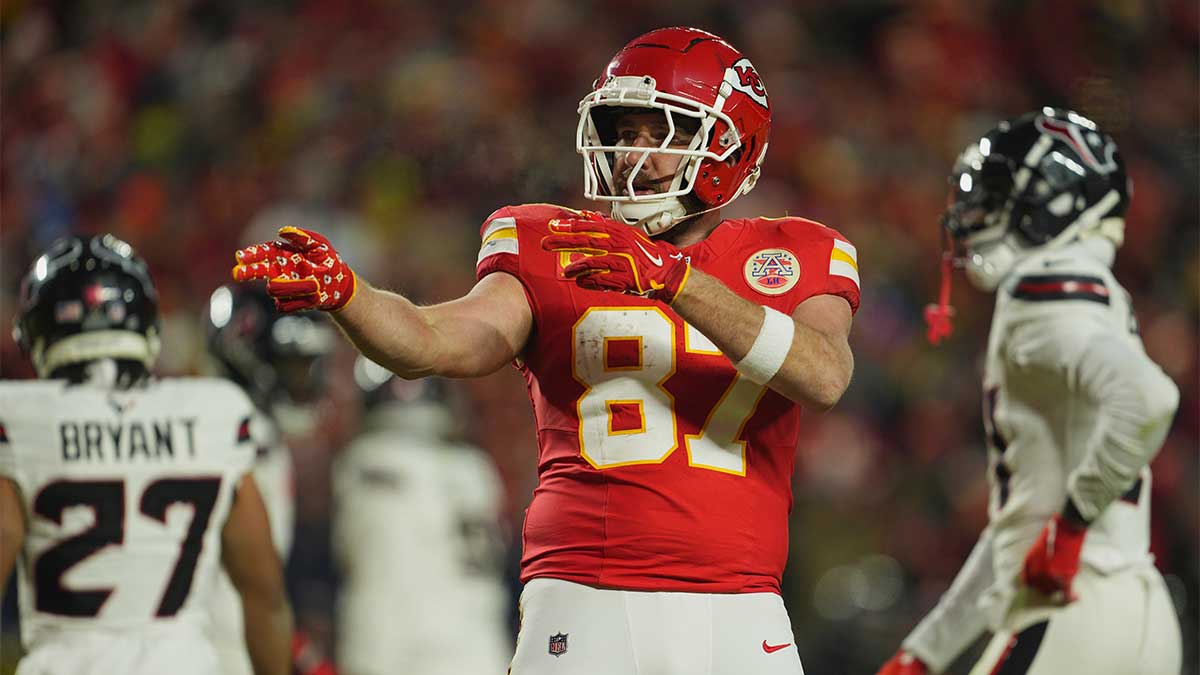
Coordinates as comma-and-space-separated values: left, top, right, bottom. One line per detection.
476, 204, 861, 594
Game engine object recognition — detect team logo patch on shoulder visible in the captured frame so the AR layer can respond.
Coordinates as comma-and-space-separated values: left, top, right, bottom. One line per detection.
548, 632, 569, 657
744, 248, 800, 295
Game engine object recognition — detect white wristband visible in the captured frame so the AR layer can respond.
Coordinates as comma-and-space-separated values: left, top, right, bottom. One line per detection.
734, 306, 794, 385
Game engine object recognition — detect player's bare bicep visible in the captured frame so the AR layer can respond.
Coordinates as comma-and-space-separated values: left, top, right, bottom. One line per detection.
427, 272, 533, 377
221, 475, 283, 598
792, 293, 853, 342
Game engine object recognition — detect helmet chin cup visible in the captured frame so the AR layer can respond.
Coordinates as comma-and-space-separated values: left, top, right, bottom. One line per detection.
964, 237, 1019, 292
611, 197, 690, 236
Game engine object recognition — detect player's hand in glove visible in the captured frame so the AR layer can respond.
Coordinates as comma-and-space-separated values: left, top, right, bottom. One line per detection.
292, 630, 338, 675
541, 212, 690, 304
1021, 510, 1087, 604
875, 651, 929, 675
232, 226, 357, 313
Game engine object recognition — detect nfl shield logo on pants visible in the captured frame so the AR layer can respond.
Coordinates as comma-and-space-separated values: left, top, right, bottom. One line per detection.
548, 632, 568, 657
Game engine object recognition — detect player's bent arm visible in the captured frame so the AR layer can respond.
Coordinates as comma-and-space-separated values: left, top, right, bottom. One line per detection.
1063, 330, 1180, 522
0, 478, 25, 597
670, 268, 853, 410
333, 272, 533, 379
221, 474, 293, 675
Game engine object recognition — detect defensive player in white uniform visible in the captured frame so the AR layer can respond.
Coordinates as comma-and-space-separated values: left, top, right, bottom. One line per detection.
203, 282, 337, 675
333, 358, 511, 675
878, 109, 1182, 675
0, 234, 292, 675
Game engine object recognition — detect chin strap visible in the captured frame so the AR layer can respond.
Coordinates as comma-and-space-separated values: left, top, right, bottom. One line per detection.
924, 248, 956, 346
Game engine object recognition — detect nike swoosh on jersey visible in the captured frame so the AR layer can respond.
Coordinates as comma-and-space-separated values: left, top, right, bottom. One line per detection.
762, 640, 791, 654
634, 240, 663, 266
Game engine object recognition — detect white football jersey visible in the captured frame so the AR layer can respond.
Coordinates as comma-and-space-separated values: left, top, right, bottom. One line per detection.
333, 401, 511, 675
980, 243, 1175, 591
0, 377, 257, 653
902, 240, 1180, 673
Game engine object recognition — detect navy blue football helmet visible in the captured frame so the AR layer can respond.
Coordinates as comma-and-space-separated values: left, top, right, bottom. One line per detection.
13, 234, 160, 377
205, 283, 335, 410
942, 108, 1129, 291
944, 107, 1129, 246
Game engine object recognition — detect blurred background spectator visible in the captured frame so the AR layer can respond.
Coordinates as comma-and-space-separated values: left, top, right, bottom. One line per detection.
1, 1, 1195, 673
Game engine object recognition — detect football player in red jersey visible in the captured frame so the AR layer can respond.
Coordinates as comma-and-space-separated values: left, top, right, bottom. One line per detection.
234, 27, 860, 675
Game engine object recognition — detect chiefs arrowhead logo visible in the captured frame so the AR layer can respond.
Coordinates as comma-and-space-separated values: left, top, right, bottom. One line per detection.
725, 57, 768, 109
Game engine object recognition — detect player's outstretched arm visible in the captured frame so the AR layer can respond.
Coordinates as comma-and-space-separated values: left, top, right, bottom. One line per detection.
880, 527, 997, 675
672, 269, 853, 410
222, 474, 293, 675
233, 227, 533, 379
0, 478, 24, 597
334, 272, 533, 379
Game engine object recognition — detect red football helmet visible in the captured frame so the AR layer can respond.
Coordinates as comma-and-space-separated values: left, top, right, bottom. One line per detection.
577, 27, 771, 235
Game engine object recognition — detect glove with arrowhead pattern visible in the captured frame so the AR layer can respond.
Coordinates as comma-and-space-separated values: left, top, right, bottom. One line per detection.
232, 226, 357, 313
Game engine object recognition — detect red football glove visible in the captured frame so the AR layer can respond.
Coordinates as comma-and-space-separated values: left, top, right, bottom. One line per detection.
540, 213, 690, 304
876, 651, 929, 675
1021, 513, 1087, 604
232, 226, 357, 313
292, 631, 338, 675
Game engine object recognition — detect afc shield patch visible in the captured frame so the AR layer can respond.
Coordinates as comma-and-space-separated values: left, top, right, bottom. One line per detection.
744, 248, 800, 295
548, 632, 569, 657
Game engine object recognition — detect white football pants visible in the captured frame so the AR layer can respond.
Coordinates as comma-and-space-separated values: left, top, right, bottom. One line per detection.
970, 564, 1181, 675
509, 578, 805, 675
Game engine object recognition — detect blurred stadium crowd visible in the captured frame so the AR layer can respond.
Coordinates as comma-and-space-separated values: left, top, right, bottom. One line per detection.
1, 0, 1196, 673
